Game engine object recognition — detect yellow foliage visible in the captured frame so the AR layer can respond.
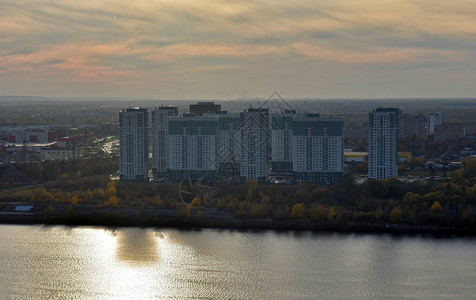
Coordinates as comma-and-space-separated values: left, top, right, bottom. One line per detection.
108, 196, 118, 208
177, 205, 191, 217
107, 186, 116, 198
327, 206, 336, 221
190, 196, 202, 208
430, 201, 443, 215
390, 206, 402, 223
32, 188, 52, 203
71, 195, 79, 205
310, 204, 326, 222
152, 195, 162, 206
291, 203, 305, 219
96, 188, 105, 200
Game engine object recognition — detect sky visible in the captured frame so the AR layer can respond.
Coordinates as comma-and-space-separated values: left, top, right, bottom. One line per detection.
1, 0, 476, 100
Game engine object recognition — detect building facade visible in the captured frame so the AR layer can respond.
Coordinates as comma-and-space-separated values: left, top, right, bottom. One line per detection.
168, 114, 218, 182
271, 110, 295, 173
189, 102, 221, 116
428, 112, 443, 135
41, 147, 74, 161
119, 108, 149, 181
399, 114, 428, 138
216, 112, 241, 179
368, 107, 399, 180
240, 108, 270, 183
5, 129, 54, 143
151, 106, 178, 176
292, 114, 344, 184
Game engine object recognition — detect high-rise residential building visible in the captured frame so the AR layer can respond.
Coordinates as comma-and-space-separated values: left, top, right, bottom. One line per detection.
271, 109, 295, 173
151, 106, 178, 176
216, 111, 241, 179
240, 108, 269, 183
399, 114, 428, 138
292, 114, 344, 184
119, 108, 149, 181
168, 114, 218, 182
428, 112, 443, 135
368, 107, 399, 180
189, 102, 221, 116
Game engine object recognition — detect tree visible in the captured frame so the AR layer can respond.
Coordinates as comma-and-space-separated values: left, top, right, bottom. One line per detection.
108, 196, 118, 207
258, 191, 271, 203
43, 206, 55, 220
152, 195, 162, 206
177, 204, 191, 217
390, 206, 403, 223
71, 195, 79, 205
429, 201, 443, 215
310, 204, 327, 222
327, 206, 336, 221
245, 179, 258, 201
291, 203, 305, 219
190, 196, 202, 208
32, 188, 51, 203
95, 188, 105, 201
403, 192, 421, 207
106, 182, 116, 198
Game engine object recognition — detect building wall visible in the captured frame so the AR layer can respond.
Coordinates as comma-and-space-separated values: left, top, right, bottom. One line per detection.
168, 115, 218, 182
271, 110, 295, 173
151, 107, 178, 176
119, 108, 149, 181
240, 108, 269, 183
7, 130, 54, 143
189, 102, 221, 116
368, 108, 398, 180
292, 114, 343, 184
41, 149, 74, 161
217, 113, 241, 177
399, 114, 428, 138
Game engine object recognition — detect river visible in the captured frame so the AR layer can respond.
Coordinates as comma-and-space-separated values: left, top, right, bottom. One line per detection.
0, 225, 475, 299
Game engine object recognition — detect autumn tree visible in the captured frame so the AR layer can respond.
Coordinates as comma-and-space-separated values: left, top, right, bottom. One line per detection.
327, 206, 336, 221
108, 196, 118, 208
390, 206, 403, 223
190, 196, 202, 208
291, 203, 305, 219
152, 194, 162, 206
310, 204, 327, 222
71, 195, 79, 205
32, 188, 52, 203
106, 182, 116, 198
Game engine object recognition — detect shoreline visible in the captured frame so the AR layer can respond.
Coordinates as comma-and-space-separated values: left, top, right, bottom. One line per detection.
1, 205, 475, 236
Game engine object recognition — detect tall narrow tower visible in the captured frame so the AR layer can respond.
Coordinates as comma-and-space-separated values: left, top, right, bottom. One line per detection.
240, 108, 270, 183
119, 107, 149, 181
368, 107, 399, 180
151, 106, 178, 176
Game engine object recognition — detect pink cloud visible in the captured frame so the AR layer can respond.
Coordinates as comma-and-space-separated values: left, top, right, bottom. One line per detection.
292, 43, 465, 64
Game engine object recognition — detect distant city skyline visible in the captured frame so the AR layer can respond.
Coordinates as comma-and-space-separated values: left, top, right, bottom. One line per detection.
1, 1, 476, 99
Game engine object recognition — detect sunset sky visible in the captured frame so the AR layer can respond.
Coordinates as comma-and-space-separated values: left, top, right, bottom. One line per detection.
1, 0, 475, 99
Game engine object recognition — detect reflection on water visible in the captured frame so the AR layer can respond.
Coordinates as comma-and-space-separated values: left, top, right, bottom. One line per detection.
1, 225, 476, 299
115, 229, 159, 264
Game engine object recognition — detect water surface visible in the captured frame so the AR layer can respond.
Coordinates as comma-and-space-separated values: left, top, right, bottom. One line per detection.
0, 225, 475, 299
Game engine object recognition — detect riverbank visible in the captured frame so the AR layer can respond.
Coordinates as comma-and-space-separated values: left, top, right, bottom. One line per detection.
1, 202, 475, 236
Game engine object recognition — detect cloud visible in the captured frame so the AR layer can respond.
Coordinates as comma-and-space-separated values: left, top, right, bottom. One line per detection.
0, 0, 475, 98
